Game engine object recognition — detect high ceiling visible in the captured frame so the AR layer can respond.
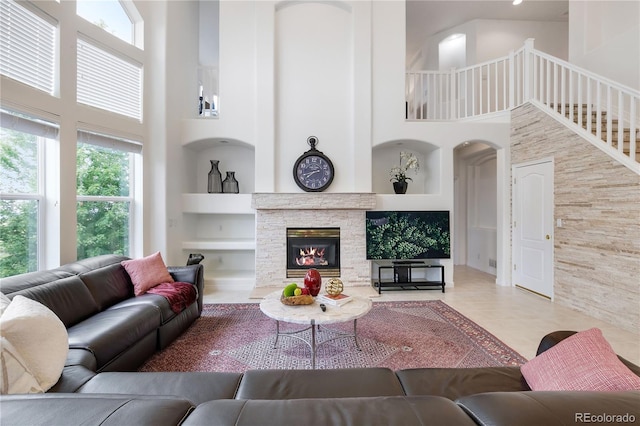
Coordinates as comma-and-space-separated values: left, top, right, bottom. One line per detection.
406, 0, 569, 64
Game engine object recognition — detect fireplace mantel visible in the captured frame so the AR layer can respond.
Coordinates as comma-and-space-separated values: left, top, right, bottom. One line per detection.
252, 193, 376, 210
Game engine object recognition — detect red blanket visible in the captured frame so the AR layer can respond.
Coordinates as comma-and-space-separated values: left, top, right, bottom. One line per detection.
147, 282, 197, 314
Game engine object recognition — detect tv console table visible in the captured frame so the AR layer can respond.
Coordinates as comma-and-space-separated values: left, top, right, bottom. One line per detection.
372, 261, 445, 294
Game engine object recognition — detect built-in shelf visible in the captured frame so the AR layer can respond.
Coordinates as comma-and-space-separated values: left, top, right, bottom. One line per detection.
182, 193, 254, 214
182, 239, 255, 251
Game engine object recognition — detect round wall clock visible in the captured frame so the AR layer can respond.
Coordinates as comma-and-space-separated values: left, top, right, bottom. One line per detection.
293, 136, 335, 192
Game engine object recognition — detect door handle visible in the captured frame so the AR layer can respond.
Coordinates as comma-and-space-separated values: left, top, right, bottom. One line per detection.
545, 234, 550, 240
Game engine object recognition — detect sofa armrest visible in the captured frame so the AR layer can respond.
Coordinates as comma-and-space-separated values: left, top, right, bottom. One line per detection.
536, 330, 640, 377
168, 264, 204, 313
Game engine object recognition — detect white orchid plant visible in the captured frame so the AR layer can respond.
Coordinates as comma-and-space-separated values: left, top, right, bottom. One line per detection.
389, 151, 420, 183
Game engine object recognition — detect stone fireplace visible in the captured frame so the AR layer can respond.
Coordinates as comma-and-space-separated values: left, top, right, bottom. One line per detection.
252, 193, 377, 288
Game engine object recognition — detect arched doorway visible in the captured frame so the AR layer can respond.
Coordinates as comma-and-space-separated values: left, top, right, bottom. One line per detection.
453, 141, 498, 276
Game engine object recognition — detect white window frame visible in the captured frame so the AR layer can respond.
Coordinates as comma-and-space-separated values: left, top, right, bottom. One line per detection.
76, 130, 142, 258
0, 112, 56, 273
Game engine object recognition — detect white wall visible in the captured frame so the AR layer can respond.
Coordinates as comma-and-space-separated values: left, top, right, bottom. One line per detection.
569, 1, 640, 90
162, 1, 200, 264
275, 2, 354, 192
412, 19, 568, 70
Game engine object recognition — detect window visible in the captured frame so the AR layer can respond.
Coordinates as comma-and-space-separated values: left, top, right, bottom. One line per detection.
76, 0, 134, 45
0, 111, 58, 278
76, 132, 141, 259
77, 38, 143, 120
0, 0, 56, 94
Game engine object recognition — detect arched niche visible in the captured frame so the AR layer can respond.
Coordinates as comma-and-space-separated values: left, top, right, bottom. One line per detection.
184, 137, 255, 194
372, 139, 440, 194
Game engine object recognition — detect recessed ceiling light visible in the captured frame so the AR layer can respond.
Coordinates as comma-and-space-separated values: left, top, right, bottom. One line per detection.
513, 0, 523, 5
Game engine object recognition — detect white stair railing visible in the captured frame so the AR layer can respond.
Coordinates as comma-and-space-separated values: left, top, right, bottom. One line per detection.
406, 39, 640, 169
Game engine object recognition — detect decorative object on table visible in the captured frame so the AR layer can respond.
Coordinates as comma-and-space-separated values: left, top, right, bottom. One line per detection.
186, 253, 204, 265
280, 282, 313, 305
222, 171, 239, 193
207, 160, 223, 193
317, 292, 352, 306
303, 268, 322, 296
293, 136, 335, 192
389, 151, 419, 194
280, 294, 314, 305
325, 277, 344, 296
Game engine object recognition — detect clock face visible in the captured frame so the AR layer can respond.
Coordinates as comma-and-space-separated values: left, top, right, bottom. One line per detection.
294, 154, 334, 192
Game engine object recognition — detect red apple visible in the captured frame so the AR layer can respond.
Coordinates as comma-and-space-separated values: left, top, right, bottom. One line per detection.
300, 287, 310, 295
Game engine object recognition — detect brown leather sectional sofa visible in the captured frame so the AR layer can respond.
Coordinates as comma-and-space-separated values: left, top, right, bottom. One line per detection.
1, 256, 639, 425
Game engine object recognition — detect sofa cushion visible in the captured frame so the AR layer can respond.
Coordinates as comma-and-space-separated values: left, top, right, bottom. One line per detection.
110, 293, 176, 323
47, 365, 97, 393
0, 296, 68, 392
78, 371, 244, 405
0, 269, 75, 296
7, 276, 99, 327
183, 396, 477, 426
67, 305, 160, 369
396, 366, 529, 399
58, 254, 130, 275
521, 327, 640, 391
0, 394, 194, 426
121, 252, 174, 296
235, 368, 405, 400
79, 263, 134, 311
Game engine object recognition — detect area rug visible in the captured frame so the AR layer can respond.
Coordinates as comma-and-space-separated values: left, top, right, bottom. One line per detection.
139, 301, 527, 372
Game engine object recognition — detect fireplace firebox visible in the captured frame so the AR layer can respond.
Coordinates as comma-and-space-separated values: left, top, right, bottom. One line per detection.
286, 228, 340, 278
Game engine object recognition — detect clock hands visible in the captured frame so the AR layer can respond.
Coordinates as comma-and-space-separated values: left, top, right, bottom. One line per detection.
302, 170, 320, 178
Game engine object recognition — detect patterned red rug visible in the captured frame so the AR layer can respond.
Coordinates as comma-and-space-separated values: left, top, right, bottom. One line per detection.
139, 301, 526, 372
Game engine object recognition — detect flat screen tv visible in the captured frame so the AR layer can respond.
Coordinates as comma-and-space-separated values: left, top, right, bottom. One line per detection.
365, 211, 450, 260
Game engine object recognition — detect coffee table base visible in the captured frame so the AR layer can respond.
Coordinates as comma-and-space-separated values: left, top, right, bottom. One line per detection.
272, 319, 362, 369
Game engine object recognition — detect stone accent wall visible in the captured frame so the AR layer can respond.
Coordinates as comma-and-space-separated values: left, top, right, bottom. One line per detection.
511, 103, 640, 333
253, 193, 377, 288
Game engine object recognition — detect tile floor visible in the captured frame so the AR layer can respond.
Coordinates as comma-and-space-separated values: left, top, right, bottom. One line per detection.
202, 265, 640, 364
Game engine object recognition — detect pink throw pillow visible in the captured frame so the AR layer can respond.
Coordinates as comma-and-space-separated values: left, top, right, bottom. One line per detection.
521, 327, 640, 391
121, 252, 174, 296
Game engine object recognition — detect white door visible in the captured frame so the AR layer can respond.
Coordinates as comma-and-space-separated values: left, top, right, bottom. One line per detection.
513, 160, 554, 299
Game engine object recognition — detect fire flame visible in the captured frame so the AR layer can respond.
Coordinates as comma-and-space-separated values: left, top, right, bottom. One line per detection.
296, 246, 328, 266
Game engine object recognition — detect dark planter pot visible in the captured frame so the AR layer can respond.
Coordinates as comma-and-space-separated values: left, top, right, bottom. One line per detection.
393, 181, 408, 194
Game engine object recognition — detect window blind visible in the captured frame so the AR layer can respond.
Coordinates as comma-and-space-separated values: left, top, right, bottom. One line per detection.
77, 38, 142, 121
0, 0, 56, 94
77, 129, 142, 154
0, 110, 59, 139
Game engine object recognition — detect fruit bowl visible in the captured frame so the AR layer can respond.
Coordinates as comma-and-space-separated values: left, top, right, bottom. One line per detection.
280, 294, 314, 306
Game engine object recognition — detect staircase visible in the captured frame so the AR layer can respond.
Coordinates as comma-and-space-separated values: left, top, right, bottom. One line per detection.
406, 39, 640, 173
554, 104, 640, 157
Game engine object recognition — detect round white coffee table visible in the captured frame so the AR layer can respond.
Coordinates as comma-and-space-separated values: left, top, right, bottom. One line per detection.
259, 291, 373, 368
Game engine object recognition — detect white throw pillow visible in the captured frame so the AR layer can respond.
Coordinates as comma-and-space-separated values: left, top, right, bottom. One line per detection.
0, 292, 10, 316
0, 296, 68, 392
0, 337, 44, 394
